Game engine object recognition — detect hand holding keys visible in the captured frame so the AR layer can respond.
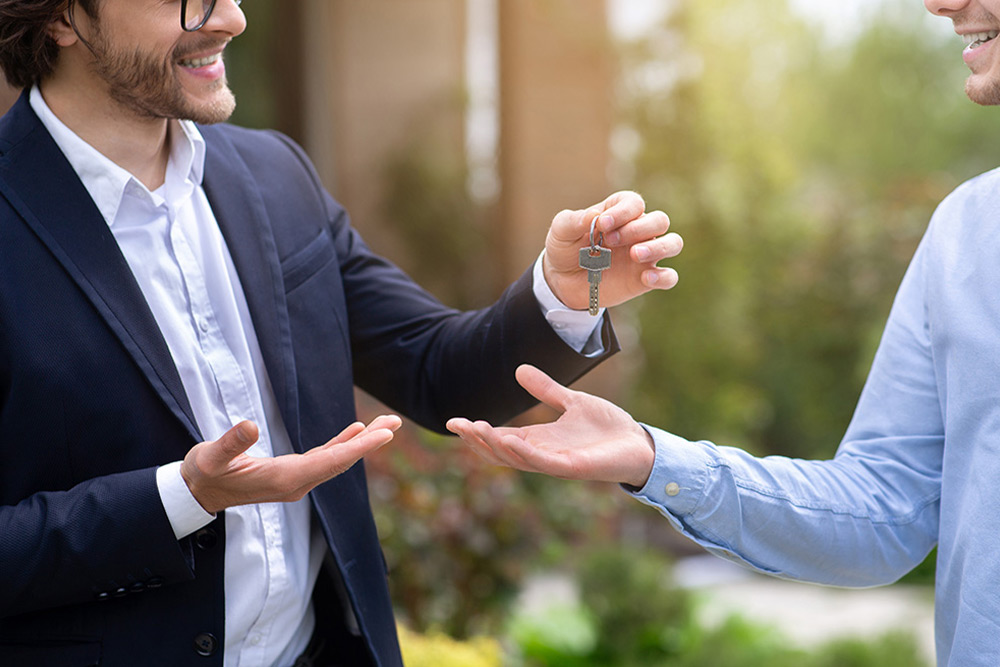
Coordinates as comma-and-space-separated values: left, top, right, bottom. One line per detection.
579, 216, 611, 315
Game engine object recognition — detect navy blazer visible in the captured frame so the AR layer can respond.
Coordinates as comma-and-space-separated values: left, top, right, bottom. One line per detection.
0, 93, 617, 666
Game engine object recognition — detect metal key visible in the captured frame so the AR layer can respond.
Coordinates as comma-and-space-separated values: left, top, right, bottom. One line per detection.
579, 217, 612, 316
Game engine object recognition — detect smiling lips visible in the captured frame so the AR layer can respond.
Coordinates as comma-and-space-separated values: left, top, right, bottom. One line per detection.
179, 52, 221, 69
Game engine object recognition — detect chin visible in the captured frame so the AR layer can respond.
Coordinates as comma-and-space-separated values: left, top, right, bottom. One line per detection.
181, 92, 237, 125
965, 75, 1000, 106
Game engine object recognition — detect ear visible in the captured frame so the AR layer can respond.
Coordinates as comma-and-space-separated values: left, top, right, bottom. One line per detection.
46, 8, 81, 48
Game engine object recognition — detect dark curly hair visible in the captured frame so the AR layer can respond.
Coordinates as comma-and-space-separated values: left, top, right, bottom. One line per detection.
0, 0, 98, 89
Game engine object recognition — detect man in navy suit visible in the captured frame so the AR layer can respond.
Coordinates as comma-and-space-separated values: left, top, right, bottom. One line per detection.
0, 0, 682, 664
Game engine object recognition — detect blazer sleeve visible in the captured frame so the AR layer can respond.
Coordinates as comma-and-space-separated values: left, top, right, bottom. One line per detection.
272, 131, 619, 430
0, 468, 197, 617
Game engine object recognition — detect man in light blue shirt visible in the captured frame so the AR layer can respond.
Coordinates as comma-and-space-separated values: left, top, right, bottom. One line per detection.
448, 1, 1000, 664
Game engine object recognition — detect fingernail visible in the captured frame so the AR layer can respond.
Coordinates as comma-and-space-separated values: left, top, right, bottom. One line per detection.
634, 246, 651, 262
236, 422, 254, 443
606, 231, 621, 245
645, 270, 658, 285
599, 214, 614, 231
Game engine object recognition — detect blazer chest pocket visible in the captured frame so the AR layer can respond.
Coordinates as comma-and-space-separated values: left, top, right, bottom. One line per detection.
281, 229, 337, 293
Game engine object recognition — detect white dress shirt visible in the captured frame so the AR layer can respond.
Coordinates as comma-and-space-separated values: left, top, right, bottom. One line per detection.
31, 85, 603, 666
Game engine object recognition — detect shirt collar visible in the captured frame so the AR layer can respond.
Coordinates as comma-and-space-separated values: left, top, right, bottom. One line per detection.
29, 85, 207, 228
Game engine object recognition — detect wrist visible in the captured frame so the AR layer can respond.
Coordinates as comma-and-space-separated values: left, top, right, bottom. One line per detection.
624, 428, 656, 489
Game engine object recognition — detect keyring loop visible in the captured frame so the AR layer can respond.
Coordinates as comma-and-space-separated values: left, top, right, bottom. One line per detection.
589, 215, 603, 254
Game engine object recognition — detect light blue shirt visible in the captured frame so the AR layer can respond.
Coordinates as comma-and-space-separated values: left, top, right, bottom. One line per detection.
629, 166, 1000, 666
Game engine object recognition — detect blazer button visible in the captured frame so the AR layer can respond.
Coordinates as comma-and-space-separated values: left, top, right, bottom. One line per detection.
147, 576, 164, 589
112, 586, 129, 598
193, 632, 218, 657
195, 527, 218, 550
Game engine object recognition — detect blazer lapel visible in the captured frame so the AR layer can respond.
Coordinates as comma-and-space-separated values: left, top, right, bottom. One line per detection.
199, 127, 302, 452
0, 94, 201, 442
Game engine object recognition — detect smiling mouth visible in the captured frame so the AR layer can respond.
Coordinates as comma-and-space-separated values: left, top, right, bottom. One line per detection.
964, 30, 1000, 50
179, 53, 221, 68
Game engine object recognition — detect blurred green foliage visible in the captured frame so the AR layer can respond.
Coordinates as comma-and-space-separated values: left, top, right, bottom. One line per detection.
508, 548, 929, 667
362, 417, 628, 638
624, 0, 1000, 460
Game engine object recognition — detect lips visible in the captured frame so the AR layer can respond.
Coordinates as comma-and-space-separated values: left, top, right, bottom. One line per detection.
179, 52, 221, 69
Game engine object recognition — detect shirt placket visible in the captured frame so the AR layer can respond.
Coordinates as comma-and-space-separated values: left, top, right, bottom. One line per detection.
166, 202, 291, 667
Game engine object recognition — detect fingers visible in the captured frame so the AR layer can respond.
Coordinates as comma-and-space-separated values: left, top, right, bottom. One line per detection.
548, 191, 647, 246
596, 191, 647, 236
446, 417, 507, 466
314, 427, 397, 473
514, 364, 574, 413
201, 420, 259, 472
467, 419, 576, 478
630, 231, 683, 263
315, 414, 402, 448
448, 418, 537, 471
641, 266, 680, 290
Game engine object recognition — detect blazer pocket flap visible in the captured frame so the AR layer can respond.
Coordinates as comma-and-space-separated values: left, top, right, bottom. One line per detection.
281, 229, 336, 293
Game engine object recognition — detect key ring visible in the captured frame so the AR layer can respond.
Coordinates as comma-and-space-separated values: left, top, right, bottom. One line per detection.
589, 215, 604, 256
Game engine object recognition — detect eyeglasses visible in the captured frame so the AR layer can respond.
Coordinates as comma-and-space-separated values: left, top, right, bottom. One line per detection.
181, 0, 243, 32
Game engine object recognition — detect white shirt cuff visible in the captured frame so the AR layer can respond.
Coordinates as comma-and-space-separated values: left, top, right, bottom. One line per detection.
155, 460, 216, 540
532, 251, 606, 356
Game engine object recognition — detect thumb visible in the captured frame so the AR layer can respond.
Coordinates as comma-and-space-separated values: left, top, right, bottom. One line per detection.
203, 420, 259, 470
515, 364, 574, 413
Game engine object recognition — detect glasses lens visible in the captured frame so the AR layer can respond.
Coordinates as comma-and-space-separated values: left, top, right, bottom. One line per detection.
183, 0, 217, 31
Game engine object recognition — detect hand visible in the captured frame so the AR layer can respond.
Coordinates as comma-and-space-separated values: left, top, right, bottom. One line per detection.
446, 365, 655, 488
181, 415, 402, 514
543, 190, 682, 310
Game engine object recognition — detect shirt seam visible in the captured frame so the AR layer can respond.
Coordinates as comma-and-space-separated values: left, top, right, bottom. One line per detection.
705, 460, 941, 526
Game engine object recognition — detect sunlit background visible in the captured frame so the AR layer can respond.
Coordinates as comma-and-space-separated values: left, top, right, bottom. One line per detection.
6, 0, 994, 663
215, 1, 1000, 664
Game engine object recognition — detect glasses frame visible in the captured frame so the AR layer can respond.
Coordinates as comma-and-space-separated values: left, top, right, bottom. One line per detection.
181, 0, 241, 32
181, 0, 216, 32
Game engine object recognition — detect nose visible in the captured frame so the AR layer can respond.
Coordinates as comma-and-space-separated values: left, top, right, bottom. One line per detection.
925, 0, 970, 16
203, 0, 247, 37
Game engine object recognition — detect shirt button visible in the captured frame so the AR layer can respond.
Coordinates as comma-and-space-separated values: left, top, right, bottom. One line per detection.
664, 482, 681, 497
249, 634, 261, 646
198, 318, 210, 333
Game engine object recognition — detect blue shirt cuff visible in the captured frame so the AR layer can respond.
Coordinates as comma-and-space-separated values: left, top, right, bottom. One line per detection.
627, 425, 710, 517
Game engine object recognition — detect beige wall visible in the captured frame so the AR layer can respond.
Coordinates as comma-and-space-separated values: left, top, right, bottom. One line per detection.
302, 0, 467, 256
498, 0, 613, 278
298, 0, 613, 283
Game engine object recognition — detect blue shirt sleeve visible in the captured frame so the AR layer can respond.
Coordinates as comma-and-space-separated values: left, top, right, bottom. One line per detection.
626, 237, 943, 588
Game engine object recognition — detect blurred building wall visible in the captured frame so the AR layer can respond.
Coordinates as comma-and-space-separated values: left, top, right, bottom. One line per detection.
299, 0, 612, 283
497, 0, 613, 278
301, 0, 468, 261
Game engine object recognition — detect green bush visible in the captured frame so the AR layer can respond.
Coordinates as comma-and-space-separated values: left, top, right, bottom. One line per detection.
507, 547, 930, 667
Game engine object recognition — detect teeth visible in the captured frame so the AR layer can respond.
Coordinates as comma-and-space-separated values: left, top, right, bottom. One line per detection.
963, 30, 999, 48
180, 53, 220, 68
